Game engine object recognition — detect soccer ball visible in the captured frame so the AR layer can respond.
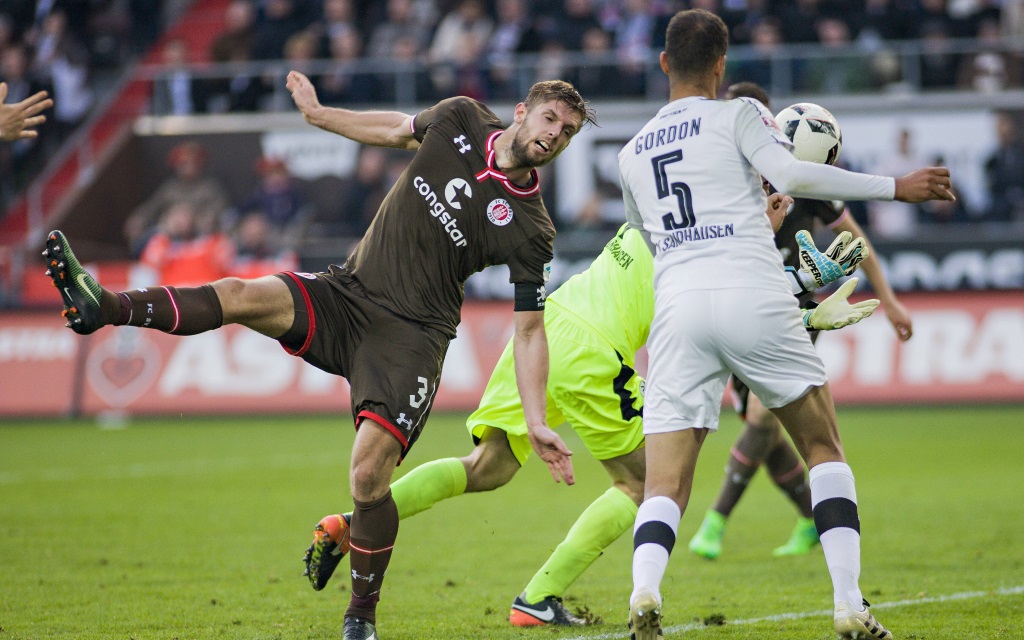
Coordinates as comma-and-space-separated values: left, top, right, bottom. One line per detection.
774, 103, 843, 165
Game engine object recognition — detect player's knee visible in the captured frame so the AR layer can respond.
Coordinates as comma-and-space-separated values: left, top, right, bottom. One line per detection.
349, 458, 393, 502
461, 447, 518, 492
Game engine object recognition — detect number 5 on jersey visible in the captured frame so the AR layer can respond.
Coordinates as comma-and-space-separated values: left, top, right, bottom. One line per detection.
652, 150, 696, 230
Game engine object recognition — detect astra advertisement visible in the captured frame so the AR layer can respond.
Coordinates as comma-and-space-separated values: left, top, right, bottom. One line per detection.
1, 292, 1021, 418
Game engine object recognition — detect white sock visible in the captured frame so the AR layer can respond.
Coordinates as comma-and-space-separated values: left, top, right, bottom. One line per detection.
809, 461, 864, 609
631, 496, 681, 605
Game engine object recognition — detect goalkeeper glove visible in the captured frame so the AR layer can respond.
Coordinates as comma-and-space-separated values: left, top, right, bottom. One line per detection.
803, 278, 880, 330
796, 230, 868, 288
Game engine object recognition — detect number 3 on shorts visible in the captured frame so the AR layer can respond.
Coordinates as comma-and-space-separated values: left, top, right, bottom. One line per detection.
409, 376, 428, 408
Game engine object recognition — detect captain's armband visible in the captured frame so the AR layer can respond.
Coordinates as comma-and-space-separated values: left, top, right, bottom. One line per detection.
514, 282, 546, 311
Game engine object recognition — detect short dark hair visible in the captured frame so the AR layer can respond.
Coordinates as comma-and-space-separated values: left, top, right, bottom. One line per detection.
725, 81, 771, 109
525, 80, 597, 132
664, 9, 729, 83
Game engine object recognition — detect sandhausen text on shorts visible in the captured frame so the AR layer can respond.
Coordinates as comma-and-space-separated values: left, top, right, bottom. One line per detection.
659, 224, 734, 252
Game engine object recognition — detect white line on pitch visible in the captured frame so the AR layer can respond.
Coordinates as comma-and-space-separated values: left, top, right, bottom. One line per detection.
565, 585, 1024, 639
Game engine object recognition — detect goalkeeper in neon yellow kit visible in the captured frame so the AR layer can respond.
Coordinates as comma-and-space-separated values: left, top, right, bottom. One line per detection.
301, 195, 876, 626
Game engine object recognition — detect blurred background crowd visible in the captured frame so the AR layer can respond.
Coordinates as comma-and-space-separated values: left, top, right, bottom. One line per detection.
0, 0, 1022, 297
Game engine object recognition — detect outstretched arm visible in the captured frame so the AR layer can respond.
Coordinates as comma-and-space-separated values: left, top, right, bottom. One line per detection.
832, 215, 912, 340
286, 71, 419, 150
513, 309, 574, 485
0, 83, 52, 142
752, 142, 955, 204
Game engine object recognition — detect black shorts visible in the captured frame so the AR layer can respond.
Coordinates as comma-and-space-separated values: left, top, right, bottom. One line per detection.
276, 267, 450, 457
729, 329, 820, 420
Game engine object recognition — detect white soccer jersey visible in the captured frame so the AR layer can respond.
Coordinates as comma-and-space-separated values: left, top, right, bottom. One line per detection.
618, 96, 793, 293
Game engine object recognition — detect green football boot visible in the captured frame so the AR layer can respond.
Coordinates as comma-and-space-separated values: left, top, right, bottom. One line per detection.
688, 510, 726, 560
773, 516, 820, 556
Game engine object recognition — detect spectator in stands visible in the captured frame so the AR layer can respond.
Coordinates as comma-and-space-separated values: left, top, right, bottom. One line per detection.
728, 18, 783, 92
856, 0, 915, 43
777, 0, 823, 43
868, 129, 925, 238
958, 18, 1017, 92
366, 0, 432, 60
319, 29, 379, 105
984, 111, 1024, 222
487, 0, 544, 100
572, 26, 624, 98
124, 141, 231, 257
151, 37, 207, 116
210, 0, 256, 64
236, 156, 307, 233
229, 210, 299, 279
28, 9, 92, 140
723, 0, 772, 45
302, 145, 390, 240
252, 0, 311, 60
379, 33, 435, 103
549, 0, 603, 51
427, 0, 493, 98
804, 18, 872, 93
534, 39, 570, 87
918, 21, 961, 88
139, 200, 234, 287
207, 1, 266, 113
316, 0, 357, 57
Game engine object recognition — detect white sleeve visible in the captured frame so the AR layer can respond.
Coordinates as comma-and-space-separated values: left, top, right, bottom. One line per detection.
734, 98, 794, 161
751, 142, 896, 201
620, 171, 657, 255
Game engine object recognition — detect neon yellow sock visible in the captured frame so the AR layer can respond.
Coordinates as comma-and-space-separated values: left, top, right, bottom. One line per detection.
522, 487, 638, 603
389, 457, 467, 520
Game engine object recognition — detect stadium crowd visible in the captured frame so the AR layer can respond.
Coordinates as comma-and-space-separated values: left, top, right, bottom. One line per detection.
1, 0, 1023, 292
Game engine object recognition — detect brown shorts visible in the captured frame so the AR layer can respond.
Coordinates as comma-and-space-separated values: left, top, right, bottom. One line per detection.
276, 267, 450, 457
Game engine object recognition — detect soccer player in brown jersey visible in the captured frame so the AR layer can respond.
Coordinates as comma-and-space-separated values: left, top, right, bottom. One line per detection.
687, 82, 915, 562
43, 70, 594, 640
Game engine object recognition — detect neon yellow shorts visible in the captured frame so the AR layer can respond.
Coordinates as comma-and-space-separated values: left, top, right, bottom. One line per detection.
466, 304, 645, 465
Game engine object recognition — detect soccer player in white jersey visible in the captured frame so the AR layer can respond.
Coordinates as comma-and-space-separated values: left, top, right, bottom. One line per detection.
620, 9, 955, 640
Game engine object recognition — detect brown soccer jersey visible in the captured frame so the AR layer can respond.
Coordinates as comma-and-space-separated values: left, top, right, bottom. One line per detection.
340, 97, 555, 338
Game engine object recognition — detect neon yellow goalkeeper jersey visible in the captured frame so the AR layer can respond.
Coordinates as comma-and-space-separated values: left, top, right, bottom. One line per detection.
548, 223, 654, 367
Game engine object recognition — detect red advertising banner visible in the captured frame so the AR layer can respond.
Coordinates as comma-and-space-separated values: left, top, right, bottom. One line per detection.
1, 292, 1021, 418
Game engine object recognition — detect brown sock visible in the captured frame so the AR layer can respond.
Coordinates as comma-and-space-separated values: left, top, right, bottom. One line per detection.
113, 285, 223, 335
346, 491, 399, 624
712, 423, 775, 517
765, 439, 813, 518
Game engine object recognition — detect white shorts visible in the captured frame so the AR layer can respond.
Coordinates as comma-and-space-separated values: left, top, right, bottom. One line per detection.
643, 286, 827, 435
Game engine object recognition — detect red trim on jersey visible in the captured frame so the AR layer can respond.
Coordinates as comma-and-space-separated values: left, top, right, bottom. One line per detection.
356, 410, 410, 448
409, 113, 417, 134
349, 541, 396, 555
279, 272, 316, 357
474, 130, 541, 197
163, 286, 181, 333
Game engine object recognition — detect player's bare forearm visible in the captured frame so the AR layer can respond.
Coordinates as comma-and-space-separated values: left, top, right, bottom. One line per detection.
286, 71, 418, 150
513, 310, 575, 484
512, 310, 549, 431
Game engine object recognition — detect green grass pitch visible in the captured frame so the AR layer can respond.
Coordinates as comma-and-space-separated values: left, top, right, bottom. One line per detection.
1, 406, 1022, 639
